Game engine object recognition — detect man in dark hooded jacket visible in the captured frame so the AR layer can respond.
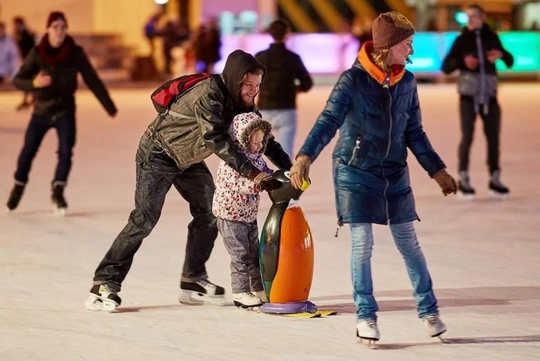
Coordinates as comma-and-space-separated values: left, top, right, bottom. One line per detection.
85, 49, 292, 312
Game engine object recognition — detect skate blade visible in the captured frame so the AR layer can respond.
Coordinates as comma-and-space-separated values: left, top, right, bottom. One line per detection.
53, 205, 66, 217
236, 305, 261, 312
356, 330, 379, 348
84, 295, 102, 311
489, 190, 509, 200
179, 290, 226, 306
84, 294, 118, 312
359, 338, 378, 349
457, 192, 475, 200
428, 328, 447, 340
233, 300, 263, 309
433, 336, 445, 343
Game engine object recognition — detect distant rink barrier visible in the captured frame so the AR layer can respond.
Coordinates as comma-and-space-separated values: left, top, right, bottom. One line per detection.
214, 31, 540, 79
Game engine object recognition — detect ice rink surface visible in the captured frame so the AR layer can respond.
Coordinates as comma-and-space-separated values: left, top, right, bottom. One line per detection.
1, 81, 539, 360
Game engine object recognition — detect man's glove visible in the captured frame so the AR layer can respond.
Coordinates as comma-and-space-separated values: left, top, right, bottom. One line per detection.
259, 179, 281, 192
289, 155, 312, 189
433, 169, 457, 196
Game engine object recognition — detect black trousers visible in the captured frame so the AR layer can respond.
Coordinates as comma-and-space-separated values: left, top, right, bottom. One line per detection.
458, 96, 501, 174
93, 134, 218, 291
14, 114, 76, 184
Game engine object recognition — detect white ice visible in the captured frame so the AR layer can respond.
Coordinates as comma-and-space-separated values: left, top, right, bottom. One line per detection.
1, 81, 539, 361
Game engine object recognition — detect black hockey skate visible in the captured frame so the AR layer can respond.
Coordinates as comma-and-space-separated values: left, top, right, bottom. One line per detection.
51, 182, 68, 216
489, 171, 509, 199
179, 279, 226, 305
7, 182, 25, 212
457, 171, 475, 200
84, 284, 122, 312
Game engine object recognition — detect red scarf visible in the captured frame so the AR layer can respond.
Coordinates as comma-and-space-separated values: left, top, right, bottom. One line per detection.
38, 33, 75, 67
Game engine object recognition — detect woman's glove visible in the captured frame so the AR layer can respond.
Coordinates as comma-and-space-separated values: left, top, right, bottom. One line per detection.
433, 169, 457, 196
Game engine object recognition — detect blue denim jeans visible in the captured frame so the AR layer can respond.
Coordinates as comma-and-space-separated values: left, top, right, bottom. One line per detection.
260, 109, 296, 158
350, 222, 439, 320
93, 134, 218, 291
14, 113, 76, 184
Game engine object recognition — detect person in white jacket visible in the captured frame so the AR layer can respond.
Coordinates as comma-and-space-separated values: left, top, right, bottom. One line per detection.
212, 112, 276, 308
0, 22, 21, 84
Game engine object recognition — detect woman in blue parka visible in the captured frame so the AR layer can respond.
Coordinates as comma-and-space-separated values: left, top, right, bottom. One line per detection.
289, 12, 457, 343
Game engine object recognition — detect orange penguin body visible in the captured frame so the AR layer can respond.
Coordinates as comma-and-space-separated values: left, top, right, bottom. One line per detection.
268, 206, 314, 303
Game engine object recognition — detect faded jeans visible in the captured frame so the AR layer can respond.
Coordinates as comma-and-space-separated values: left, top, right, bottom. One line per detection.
260, 109, 296, 158
217, 218, 263, 293
93, 134, 218, 291
350, 222, 439, 320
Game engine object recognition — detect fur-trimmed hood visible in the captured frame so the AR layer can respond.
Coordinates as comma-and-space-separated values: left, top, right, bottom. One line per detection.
229, 112, 272, 158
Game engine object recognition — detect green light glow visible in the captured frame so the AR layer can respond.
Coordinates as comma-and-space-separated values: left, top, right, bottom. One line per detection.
498, 32, 540, 71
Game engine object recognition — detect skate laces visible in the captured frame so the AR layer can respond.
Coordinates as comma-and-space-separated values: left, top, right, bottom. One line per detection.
196, 279, 216, 289
365, 319, 378, 329
100, 284, 117, 296
425, 314, 440, 326
357, 318, 380, 339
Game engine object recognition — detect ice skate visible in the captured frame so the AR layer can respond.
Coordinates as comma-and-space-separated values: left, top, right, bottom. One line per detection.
423, 314, 447, 340
6, 182, 25, 212
233, 292, 264, 309
356, 319, 380, 348
84, 284, 122, 312
51, 182, 68, 216
179, 279, 226, 306
457, 170, 475, 200
489, 171, 509, 200
252, 290, 268, 303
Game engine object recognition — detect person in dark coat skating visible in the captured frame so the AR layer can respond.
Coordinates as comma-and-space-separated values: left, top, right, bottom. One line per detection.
6, 11, 117, 215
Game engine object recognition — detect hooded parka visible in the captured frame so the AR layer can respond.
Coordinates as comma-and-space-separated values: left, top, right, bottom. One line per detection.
213, 112, 273, 222
147, 49, 291, 174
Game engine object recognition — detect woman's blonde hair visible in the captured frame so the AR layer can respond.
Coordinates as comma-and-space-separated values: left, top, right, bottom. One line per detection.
369, 45, 413, 73
370, 48, 391, 73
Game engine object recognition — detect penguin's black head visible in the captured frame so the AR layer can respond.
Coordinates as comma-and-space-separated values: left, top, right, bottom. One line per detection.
268, 169, 310, 204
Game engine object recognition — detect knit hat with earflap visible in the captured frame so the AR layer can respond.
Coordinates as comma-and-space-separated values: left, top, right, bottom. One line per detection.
46, 11, 68, 28
372, 11, 415, 49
